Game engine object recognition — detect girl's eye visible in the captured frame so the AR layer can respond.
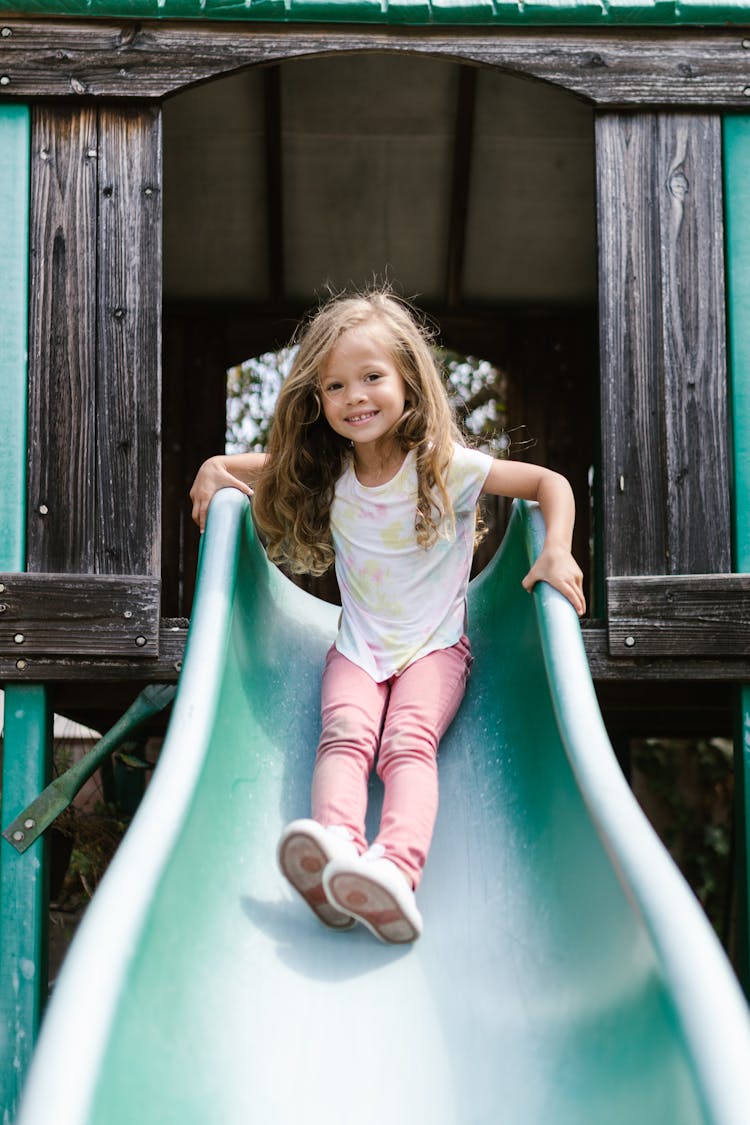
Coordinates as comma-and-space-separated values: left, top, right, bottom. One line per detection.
365, 372, 381, 382
324, 382, 342, 394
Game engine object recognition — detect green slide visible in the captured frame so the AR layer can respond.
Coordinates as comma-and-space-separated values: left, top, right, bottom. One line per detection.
17, 489, 750, 1124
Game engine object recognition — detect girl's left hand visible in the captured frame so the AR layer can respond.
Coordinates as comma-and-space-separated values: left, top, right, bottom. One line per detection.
522, 545, 586, 617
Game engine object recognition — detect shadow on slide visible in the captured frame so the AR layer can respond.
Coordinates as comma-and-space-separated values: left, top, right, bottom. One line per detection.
18, 488, 750, 1124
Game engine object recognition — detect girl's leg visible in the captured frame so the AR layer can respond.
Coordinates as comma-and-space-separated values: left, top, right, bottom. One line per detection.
311, 646, 388, 854
374, 636, 473, 888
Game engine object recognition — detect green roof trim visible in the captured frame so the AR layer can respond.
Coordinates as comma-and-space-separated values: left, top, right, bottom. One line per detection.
3, 0, 750, 25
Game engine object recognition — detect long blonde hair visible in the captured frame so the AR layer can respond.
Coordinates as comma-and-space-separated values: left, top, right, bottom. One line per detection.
252, 290, 465, 576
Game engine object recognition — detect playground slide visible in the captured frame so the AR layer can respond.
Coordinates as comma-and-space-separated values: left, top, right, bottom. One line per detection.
17, 488, 750, 1125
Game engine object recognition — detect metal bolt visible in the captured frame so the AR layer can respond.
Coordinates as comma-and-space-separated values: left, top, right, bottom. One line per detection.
618, 475, 625, 493
14, 633, 25, 644
38, 504, 48, 516
0, 76, 10, 86
24, 819, 35, 831
0, 583, 4, 593
135, 635, 147, 648
12, 830, 24, 843
113, 307, 125, 320
624, 635, 636, 648
743, 38, 750, 48
0, 605, 6, 614
86, 148, 97, 159
123, 610, 133, 620
144, 186, 154, 197
1, 27, 12, 37
744, 86, 750, 97
16, 659, 26, 670
174, 660, 183, 673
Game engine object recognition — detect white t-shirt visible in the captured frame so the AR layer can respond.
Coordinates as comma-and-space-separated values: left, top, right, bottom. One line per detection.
330, 443, 493, 681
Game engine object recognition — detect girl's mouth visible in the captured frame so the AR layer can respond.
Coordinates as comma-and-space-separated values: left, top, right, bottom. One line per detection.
346, 411, 378, 425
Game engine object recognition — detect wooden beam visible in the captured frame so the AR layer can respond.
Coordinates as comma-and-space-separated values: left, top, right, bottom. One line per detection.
445, 65, 476, 308
0, 573, 160, 657
607, 575, 750, 657
585, 624, 750, 681
3, 22, 750, 106
0, 618, 184, 681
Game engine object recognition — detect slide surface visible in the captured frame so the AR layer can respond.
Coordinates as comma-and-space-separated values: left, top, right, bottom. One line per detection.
18, 489, 750, 1125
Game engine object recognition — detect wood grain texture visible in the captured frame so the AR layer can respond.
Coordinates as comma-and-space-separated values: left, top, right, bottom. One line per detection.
596, 113, 667, 577
3, 22, 750, 105
27, 104, 162, 579
657, 115, 729, 575
96, 104, 162, 575
596, 112, 730, 579
27, 104, 98, 574
0, 573, 160, 656
607, 574, 750, 656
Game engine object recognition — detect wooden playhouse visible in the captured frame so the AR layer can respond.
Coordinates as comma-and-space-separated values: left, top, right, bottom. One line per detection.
3, 0, 750, 1113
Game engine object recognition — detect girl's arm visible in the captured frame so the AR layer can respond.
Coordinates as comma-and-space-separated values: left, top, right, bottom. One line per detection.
482, 459, 586, 616
189, 452, 269, 532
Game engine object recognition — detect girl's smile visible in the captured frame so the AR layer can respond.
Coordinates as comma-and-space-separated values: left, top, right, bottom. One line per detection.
320, 327, 408, 471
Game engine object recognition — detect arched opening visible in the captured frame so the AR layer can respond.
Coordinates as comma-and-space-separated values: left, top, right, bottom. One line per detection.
161, 52, 597, 614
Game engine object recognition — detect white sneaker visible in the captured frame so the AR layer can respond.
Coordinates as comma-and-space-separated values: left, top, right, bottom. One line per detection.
323, 849, 423, 944
277, 819, 359, 931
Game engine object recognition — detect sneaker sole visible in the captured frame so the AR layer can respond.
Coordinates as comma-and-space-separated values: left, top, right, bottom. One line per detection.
325, 870, 420, 944
278, 831, 356, 931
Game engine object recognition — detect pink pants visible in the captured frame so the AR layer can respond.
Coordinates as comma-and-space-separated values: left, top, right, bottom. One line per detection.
311, 636, 473, 889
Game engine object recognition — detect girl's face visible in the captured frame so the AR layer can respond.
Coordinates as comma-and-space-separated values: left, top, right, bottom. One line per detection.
318, 326, 408, 454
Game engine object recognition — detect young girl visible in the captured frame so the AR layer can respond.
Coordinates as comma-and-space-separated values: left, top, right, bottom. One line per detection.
190, 290, 585, 945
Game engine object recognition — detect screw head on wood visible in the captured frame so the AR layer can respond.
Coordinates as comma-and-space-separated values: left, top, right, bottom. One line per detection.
12, 830, 24, 843
135, 635, 147, 647
624, 635, 636, 648
0, 76, 10, 86
1, 27, 12, 37
14, 633, 25, 644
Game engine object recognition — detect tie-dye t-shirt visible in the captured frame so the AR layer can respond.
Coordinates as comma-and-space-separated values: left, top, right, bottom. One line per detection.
330, 443, 493, 682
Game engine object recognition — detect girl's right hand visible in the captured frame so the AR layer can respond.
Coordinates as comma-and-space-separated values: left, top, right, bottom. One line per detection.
189, 455, 255, 533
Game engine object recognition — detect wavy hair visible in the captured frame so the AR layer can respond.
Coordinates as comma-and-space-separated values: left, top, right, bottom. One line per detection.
252, 289, 467, 576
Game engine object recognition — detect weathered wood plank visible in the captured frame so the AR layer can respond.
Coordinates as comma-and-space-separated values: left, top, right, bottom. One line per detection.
3, 22, 750, 106
4, 616, 750, 683
596, 113, 667, 577
583, 626, 750, 684
96, 104, 162, 575
0, 620, 185, 681
0, 573, 160, 656
607, 574, 750, 656
595, 111, 730, 578
657, 115, 730, 574
27, 104, 98, 573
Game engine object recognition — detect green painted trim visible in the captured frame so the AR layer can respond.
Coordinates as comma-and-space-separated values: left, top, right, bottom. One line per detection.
0, 105, 29, 573
723, 113, 750, 993
2, 0, 750, 24
0, 685, 53, 1123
